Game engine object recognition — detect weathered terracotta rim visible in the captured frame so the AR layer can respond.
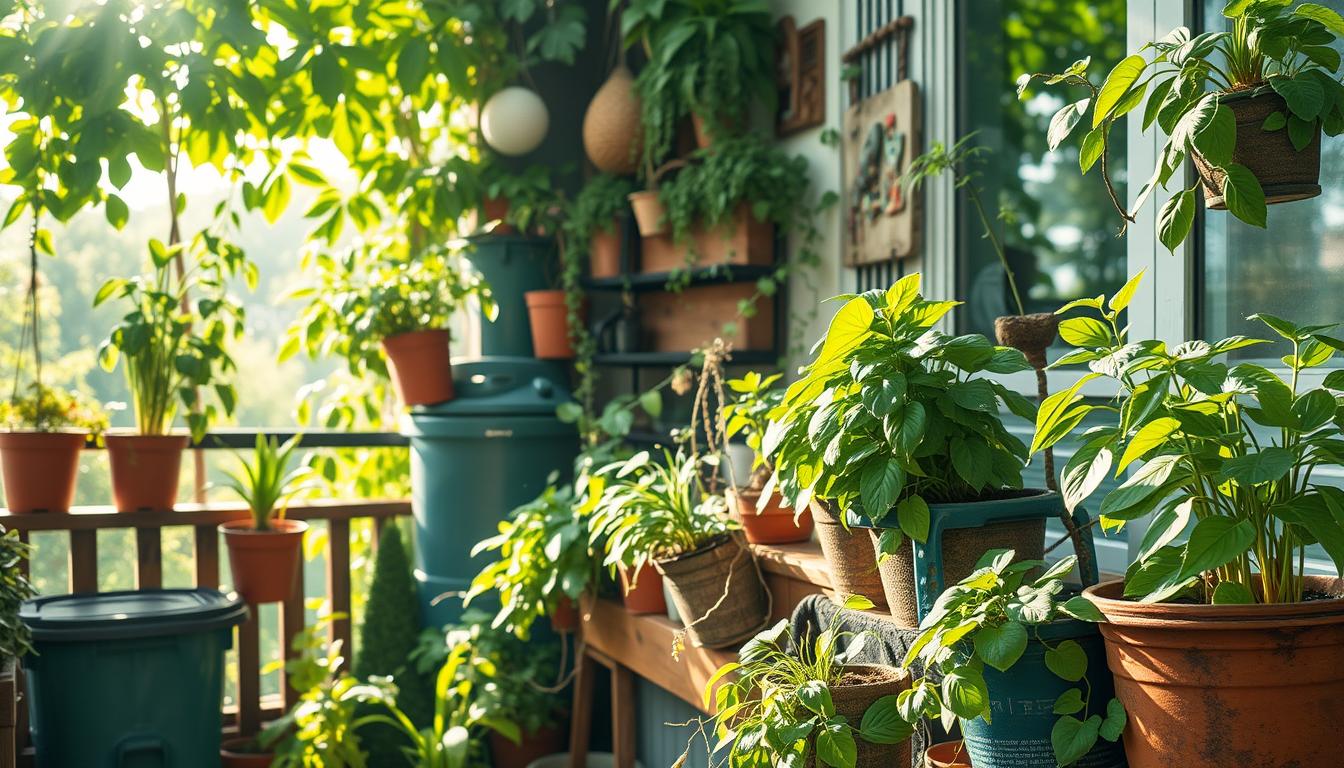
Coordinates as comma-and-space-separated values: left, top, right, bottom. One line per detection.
1084, 577, 1344, 630
0, 428, 90, 437
729, 488, 793, 515
381, 327, 450, 348
103, 432, 190, 446
219, 518, 309, 536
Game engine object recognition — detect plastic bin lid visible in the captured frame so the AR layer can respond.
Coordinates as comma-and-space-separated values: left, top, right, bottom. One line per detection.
409, 357, 574, 418
20, 588, 248, 643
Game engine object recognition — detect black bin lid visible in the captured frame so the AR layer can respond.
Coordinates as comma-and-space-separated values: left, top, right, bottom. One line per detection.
20, 588, 248, 643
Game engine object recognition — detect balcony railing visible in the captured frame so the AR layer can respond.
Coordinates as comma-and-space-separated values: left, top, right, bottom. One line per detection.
0, 431, 412, 765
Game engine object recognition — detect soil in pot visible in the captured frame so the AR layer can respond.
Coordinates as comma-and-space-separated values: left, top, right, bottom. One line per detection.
1193, 88, 1321, 209
589, 225, 622, 279
381, 329, 455, 407
0, 431, 86, 513
621, 562, 667, 615
220, 737, 275, 768
993, 313, 1058, 369
105, 433, 189, 512
805, 664, 911, 768
730, 488, 814, 545
655, 534, 771, 649
220, 519, 309, 604
627, 190, 667, 237
1085, 576, 1344, 768
810, 500, 887, 610
925, 741, 972, 768
525, 290, 583, 360
490, 725, 567, 768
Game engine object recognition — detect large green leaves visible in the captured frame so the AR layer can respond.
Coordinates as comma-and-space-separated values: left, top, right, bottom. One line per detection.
814, 297, 875, 368
973, 620, 1027, 672
1157, 189, 1196, 253
1178, 517, 1255, 581
860, 460, 905, 520
1095, 55, 1148, 127
1049, 99, 1091, 150
1217, 447, 1295, 485
1052, 715, 1103, 767
1221, 163, 1267, 228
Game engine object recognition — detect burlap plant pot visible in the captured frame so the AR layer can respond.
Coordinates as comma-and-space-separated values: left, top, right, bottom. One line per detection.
810, 500, 887, 610
805, 664, 912, 768
655, 533, 771, 649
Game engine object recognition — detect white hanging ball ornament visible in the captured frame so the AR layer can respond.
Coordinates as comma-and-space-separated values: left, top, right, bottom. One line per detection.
481, 87, 549, 156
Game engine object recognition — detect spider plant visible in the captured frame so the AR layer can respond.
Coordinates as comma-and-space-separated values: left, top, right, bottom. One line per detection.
223, 434, 309, 531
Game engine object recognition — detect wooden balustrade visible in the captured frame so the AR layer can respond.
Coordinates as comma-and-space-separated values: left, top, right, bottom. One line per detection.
1, 498, 410, 764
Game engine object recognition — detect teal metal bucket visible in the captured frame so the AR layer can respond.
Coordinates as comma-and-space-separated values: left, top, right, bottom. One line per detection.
960, 619, 1126, 768
464, 235, 556, 357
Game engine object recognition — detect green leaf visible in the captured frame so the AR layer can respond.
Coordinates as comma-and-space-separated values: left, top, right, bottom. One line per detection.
1031, 374, 1100, 455
1217, 447, 1294, 485
1094, 55, 1147, 127
1178, 517, 1255, 581
974, 621, 1028, 672
1099, 699, 1127, 742
1262, 111, 1288, 131
1192, 103, 1236, 167
1221, 163, 1267, 228
1124, 546, 1190, 601
638, 390, 662, 419
1288, 114, 1317, 151
396, 38, 430, 95
860, 460, 904, 520
1138, 497, 1193, 561
941, 669, 989, 721
1061, 437, 1114, 513
1044, 639, 1088, 682
1272, 76, 1325, 121
1049, 98, 1091, 150
1109, 269, 1145, 313
1080, 127, 1105, 173
797, 680, 835, 717
842, 594, 876, 611
815, 720, 856, 768
875, 528, 904, 560
895, 495, 930, 543
1053, 688, 1086, 715
1061, 595, 1106, 622
1058, 317, 1113, 347
1157, 189, 1196, 253
1297, 3, 1344, 37
815, 297, 874, 367
1052, 715, 1102, 767
859, 695, 913, 745
310, 51, 344, 108
1211, 580, 1255, 604
1117, 417, 1180, 474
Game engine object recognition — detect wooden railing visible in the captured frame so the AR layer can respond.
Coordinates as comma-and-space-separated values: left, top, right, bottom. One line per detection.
2, 498, 411, 762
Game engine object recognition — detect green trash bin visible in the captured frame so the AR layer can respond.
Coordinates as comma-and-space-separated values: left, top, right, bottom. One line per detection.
403, 357, 578, 626
21, 588, 247, 768
464, 235, 557, 357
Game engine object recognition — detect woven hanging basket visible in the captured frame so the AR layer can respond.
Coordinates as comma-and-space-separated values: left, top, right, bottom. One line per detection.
583, 66, 643, 175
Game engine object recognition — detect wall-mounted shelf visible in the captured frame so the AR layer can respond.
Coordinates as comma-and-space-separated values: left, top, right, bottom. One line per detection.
583, 264, 779, 292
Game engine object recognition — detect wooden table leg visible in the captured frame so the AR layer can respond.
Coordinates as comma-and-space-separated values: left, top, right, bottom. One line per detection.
568, 646, 596, 768
610, 663, 636, 768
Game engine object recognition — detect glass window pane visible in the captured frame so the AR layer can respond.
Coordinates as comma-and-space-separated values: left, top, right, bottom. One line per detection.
1200, 0, 1344, 362
956, 0, 1129, 340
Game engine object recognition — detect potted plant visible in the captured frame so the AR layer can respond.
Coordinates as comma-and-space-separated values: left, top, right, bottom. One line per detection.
589, 449, 770, 649
722, 371, 814, 544
0, 385, 106, 513
567, 173, 635, 279
1019, 2, 1344, 252
695, 595, 913, 768
765, 273, 1052, 626
218, 434, 310, 605
899, 549, 1125, 768
1031, 272, 1344, 766
94, 240, 242, 512
480, 163, 560, 238
284, 238, 495, 408
620, 0, 775, 160
467, 481, 602, 636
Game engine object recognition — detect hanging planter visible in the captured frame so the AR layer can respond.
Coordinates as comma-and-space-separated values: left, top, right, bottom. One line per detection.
381, 329, 455, 407
105, 433, 189, 512
1193, 88, 1321, 209
655, 533, 770, 649
0, 431, 86, 513
583, 66, 642, 175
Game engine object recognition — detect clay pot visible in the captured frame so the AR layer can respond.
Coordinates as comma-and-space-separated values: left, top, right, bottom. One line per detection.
482, 195, 515, 234
806, 665, 911, 768
809, 500, 887, 610
381, 329, 455, 407
925, 741, 972, 768
583, 66, 642, 175
691, 111, 744, 149
489, 726, 567, 768
105, 433, 189, 512
655, 534, 771, 649
993, 313, 1058, 369
1084, 576, 1344, 768
550, 596, 580, 632
627, 190, 667, 237
1193, 88, 1321, 209
220, 737, 274, 767
0, 431, 86, 513
220, 518, 308, 604
729, 488, 814, 545
524, 290, 582, 360
620, 562, 666, 615
589, 225, 622, 279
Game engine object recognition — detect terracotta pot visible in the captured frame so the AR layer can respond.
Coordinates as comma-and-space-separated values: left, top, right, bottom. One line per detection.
220, 737, 274, 767
925, 741, 972, 768
805, 665, 911, 768
620, 562, 666, 615
482, 195, 515, 234
637, 204, 775, 274
627, 190, 667, 237
550, 595, 580, 632
381, 329, 455, 407
220, 518, 308, 604
582, 65, 642, 175
1193, 88, 1321, 209
1085, 576, 1344, 768
490, 726, 566, 768
105, 433, 188, 512
589, 225, 622, 279
691, 111, 744, 149
525, 290, 582, 360
809, 500, 887, 610
0, 431, 86, 513
729, 488, 813, 545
